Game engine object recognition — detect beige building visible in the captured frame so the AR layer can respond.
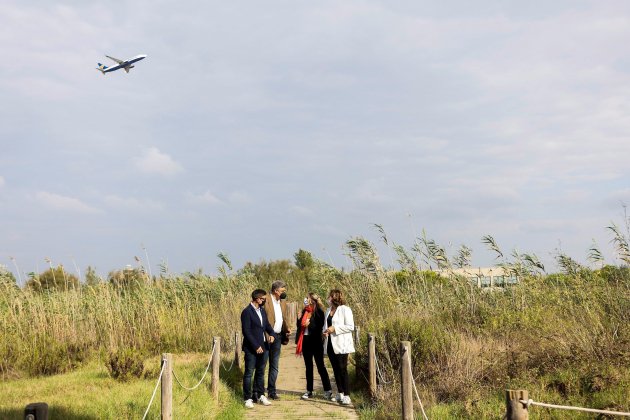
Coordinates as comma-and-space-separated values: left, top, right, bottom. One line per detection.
438, 267, 518, 288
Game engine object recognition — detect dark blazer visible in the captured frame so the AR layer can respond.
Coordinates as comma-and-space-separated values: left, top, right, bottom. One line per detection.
295, 306, 325, 344
241, 303, 275, 353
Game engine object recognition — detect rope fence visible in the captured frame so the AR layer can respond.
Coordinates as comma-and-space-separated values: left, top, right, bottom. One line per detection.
520, 398, 630, 417
141, 357, 166, 420
172, 341, 216, 391
138, 335, 232, 419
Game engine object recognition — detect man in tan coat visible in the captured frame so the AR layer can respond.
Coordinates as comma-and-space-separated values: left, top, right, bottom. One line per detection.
263, 280, 291, 399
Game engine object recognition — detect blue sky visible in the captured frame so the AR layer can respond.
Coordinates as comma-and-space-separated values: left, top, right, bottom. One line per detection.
2, 0, 630, 281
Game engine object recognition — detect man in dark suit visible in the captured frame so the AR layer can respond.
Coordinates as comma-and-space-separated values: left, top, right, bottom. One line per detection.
241, 289, 276, 408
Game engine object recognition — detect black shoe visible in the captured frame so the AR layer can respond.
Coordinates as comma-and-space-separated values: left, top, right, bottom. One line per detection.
269, 393, 280, 400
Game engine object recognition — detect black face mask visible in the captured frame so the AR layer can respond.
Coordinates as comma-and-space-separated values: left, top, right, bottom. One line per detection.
259, 299, 266, 307
279, 292, 287, 300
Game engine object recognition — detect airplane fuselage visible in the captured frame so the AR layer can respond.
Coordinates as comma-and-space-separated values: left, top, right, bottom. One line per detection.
98, 54, 147, 74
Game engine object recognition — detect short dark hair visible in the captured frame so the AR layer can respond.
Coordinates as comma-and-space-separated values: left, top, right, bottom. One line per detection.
251, 289, 267, 300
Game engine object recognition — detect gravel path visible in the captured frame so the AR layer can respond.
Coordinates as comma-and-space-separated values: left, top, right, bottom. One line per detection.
244, 339, 359, 419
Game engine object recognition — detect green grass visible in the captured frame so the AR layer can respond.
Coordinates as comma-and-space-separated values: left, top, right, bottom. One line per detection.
0, 354, 244, 420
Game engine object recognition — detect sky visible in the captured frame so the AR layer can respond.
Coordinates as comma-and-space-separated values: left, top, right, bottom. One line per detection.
2, 0, 630, 282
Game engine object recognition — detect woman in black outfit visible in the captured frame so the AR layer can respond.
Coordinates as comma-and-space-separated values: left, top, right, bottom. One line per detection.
296, 292, 333, 400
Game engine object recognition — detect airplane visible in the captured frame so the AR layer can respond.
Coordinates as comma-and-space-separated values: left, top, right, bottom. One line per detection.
96, 54, 147, 74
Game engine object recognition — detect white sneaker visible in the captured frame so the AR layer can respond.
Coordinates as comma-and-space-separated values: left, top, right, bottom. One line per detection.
258, 395, 272, 406
244, 399, 254, 409
323, 390, 333, 400
333, 393, 343, 402
341, 395, 352, 405
301, 391, 313, 400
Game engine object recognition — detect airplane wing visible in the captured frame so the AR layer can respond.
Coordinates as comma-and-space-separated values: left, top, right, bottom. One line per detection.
105, 55, 124, 64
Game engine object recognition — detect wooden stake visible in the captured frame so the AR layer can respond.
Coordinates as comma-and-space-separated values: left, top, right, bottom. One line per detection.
212, 337, 221, 401
506, 389, 529, 420
234, 331, 241, 369
400, 341, 413, 420
368, 333, 377, 400
161, 353, 172, 420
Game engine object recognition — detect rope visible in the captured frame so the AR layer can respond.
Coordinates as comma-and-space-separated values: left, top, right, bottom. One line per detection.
521, 399, 630, 417
404, 347, 429, 420
374, 352, 392, 384
221, 353, 236, 372
172, 342, 216, 391
141, 357, 166, 420
221, 334, 236, 372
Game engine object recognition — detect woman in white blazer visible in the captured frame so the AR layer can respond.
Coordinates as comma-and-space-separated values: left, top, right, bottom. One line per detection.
322, 289, 355, 405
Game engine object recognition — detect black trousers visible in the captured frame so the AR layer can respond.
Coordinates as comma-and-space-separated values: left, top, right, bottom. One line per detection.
327, 339, 349, 395
302, 334, 332, 392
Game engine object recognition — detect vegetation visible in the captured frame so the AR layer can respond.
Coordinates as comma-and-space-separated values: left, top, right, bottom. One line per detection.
1, 221, 629, 418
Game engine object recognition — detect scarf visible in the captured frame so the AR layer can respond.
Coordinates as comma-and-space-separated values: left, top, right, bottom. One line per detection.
295, 305, 314, 356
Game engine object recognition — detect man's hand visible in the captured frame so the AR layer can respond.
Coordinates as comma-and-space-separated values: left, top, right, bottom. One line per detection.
256, 346, 263, 354
268, 335, 275, 343
325, 326, 335, 334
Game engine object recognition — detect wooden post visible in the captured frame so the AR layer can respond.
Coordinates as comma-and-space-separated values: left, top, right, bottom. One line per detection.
354, 326, 360, 347
212, 337, 221, 401
161, 353, 172, 420
234, 331, 241, 369
506, 389, 529, 420
400, 341, 413, 420
368, 333, 377, 400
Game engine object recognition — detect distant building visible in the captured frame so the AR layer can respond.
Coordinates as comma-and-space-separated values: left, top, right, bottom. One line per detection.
438, 267, 518, 288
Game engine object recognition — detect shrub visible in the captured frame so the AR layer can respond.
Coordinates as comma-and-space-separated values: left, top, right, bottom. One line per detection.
107, 348, 144, 381
26, 266, 79, 292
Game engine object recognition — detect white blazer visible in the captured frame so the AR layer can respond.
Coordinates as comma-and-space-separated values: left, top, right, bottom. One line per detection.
323, 305, 355, 355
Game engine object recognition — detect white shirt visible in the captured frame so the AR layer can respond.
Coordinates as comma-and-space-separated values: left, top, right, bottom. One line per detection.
251, 303, 265, 342
272, 296, 283, 334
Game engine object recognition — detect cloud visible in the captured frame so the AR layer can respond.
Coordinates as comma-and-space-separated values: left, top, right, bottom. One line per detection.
228, 191, 251, 204
289, 205, 314, 217
103, 194, 164, 212
35, 191, 100, 214
186, 190, 223, 205
0, 176, 4, 188
134, 147, 183, 176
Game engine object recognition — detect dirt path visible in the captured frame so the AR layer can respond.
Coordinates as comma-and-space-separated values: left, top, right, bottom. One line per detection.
244, 339, 359, 419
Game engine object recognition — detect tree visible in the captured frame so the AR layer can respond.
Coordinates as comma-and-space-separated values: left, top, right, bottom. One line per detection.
0, 264, 17, 287
27, 265, 79, 292
294, 249, 314, 271
85, 266, 102, 286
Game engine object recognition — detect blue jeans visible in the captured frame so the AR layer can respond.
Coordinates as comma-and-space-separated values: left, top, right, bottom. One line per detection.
266, 335, 282, 395
243, 346, 268, 401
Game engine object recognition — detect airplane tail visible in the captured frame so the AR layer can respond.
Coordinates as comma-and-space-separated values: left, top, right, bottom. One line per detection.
96, 63, 108, 74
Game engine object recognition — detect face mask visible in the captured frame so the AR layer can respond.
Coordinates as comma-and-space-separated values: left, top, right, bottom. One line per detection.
303, 298, 309, 306
279, 292, 287, 300
259, 299, 266, 307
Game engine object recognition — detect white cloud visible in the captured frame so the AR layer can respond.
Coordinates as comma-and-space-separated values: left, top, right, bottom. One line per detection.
228, 191, 251, 204
289, 205, 314, 217
186, 190, 223, 205
36, 191, 100, 214
103, 194, 164, 211
134, 147, 182, 176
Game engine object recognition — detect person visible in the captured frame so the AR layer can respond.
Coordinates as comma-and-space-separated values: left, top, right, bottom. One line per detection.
296, 293, 333, 400
263, 280, 291, 400
323, 289, 355, 405
241, 289, 275, 409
